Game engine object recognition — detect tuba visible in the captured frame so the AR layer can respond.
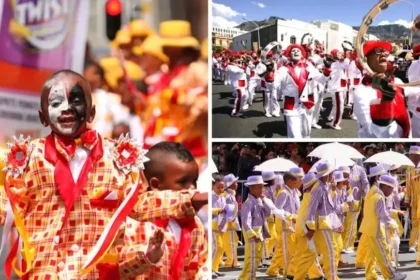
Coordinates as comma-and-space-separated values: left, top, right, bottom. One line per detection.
356, 0, 420, 87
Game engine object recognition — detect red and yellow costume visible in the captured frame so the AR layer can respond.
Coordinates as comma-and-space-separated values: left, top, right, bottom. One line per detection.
1, 131, 199, 280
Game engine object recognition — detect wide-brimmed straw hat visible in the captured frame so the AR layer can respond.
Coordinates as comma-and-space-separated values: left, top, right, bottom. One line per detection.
159, 20, 200, 49
244, 175, 267, 187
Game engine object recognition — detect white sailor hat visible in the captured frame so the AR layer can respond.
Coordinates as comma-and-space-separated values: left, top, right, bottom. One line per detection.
262, 171, 276, 182
223, 174, 239, 189
368, 165, 386, 177
409, 146, 420, 155
244, 175, 267, 187
316, 162, 333, 178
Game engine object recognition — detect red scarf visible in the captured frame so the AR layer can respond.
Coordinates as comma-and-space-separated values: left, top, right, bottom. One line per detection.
285, 62, 312, 109
154, 217, 197, 280
45, 130, 104, 218
149, 65, 188, 96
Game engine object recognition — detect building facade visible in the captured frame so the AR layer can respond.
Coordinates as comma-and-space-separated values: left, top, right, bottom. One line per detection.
212, 27, 245, 49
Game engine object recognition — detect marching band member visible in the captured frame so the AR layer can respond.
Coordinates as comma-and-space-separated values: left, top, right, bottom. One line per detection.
342, 163, 369, 254
407, 44, 420, 137
261, 171, 278, 263
222, 174, 241, 268
286, 173, 324, 280
300, 162, 339, 280
359, 174, 407, 280
246, 53, 262, 107
347, 51, 363, 120
227, 56, 249, 117
212, 175, 227, 278
355, 164, 386, 277
353, 41, 420, 138
258, 59, 281, 118
275, 44, 324, 138
327, 49, 350, 130
405, 146, 420, 256
266, 171, 300, 278
238, 176, 271, 280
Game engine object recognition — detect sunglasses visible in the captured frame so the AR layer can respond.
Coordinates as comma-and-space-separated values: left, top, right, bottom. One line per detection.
372, 48, 390, 56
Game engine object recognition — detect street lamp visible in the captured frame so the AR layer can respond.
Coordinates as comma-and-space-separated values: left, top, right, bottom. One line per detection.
400, 0, 414, 47
242, 16, 260, 49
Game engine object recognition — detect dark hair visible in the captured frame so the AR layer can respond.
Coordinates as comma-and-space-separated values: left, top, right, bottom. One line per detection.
144, 141, 195, 181
212, 174, 225, 185
283, 172, 297, 183
84, 59, 105, 80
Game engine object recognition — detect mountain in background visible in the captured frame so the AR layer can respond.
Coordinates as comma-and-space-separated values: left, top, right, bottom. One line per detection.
236, 17, 419, 44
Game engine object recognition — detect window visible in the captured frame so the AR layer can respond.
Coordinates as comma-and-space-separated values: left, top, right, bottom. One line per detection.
281, 34, 284, 41
290, 36, 296, 44
219, 40, 222, 45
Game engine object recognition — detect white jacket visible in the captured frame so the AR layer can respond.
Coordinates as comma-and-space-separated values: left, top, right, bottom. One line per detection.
347, 61, 363, 87
328, 60, 350, 92
353, 77, 419, 138
227, 64, 247, 88
276, 61, 326, 116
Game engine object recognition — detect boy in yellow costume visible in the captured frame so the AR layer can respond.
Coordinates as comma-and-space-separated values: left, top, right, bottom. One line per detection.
355, 164, 386, 276
404, 146, 420, 254
301, 162, 339, 280
261, 171, 278, 264
238, 176, 271, 280
359, 174, 407, 280
222, 174, 241, 268
212, 174, 227, 278
266, 170, 301, 278
342, 164, 369, 254
286, 172, 325, 280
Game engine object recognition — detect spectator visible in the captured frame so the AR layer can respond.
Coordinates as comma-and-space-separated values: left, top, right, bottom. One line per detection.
266, 150, 276, 160
288, 146, 300, 165
297, 152, 312, 173
213, 144, 230, 174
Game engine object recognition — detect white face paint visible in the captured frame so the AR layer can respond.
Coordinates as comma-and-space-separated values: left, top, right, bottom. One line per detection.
291, 48, 303, 61
48, 81, 75, 135
337, 52, 344, 60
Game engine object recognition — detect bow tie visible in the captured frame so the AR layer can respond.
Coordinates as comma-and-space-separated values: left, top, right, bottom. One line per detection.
55, 130, 99, 161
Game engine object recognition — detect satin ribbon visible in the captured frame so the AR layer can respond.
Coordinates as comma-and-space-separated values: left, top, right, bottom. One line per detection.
154, 217, 197, 280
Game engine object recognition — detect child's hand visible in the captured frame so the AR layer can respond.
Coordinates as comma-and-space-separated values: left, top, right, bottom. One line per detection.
305, 229, 315, 240
292, 218, 296, 224
146, 230, 164, 264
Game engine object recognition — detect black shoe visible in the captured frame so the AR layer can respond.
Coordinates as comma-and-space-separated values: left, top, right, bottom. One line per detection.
286, 276, 294, 280
212, 271, 218, 279
215, 271, 225, 277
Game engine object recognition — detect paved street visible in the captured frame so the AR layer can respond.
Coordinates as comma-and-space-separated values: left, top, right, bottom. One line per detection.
212, 82, 358, 139
216, 243, 420, 279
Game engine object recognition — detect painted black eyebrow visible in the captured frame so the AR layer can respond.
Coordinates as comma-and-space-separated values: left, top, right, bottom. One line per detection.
69, 83, 85, 96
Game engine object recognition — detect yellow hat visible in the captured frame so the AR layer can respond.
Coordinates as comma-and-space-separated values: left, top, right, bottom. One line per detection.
159, 20, 199, 49
100, 57, 123, 89
99, 57, 120, 72
133, 35, 169, 63
201, 38, 208, 59
114, 29, 132, 47
125, 60, 144, 80
129, 19, 154, 37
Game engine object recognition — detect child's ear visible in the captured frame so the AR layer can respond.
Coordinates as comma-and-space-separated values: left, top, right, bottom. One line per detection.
149, 177, 162, 191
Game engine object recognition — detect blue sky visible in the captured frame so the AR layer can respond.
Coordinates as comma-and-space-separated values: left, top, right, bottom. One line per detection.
212, 0, 417, 28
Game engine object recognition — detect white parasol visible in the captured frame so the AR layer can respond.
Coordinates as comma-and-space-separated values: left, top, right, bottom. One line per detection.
308, 143, 364, 160
254, 157, 298, 172
210, 158, 218, 173
364, 151, 415, 167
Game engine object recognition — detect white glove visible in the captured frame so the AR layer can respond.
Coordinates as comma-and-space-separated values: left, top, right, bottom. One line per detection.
346, 195, 354, 202
272, 209, 285, 219
308, 239, 316, 252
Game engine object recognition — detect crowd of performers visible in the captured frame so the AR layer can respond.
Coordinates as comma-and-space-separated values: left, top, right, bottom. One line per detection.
212, 41, 420, 138
211, 146, 420, 280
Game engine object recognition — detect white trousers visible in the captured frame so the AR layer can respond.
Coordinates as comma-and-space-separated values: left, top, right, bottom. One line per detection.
263, 83, 280, 115
286, 111, 313, 138
312, 92, 324, 125
232, 87, 249, 115
412, 114, 420, 138
329, 91, 345, 126
248, 79, 260, 105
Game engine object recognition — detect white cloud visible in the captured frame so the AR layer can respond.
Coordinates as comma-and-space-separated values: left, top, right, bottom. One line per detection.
212, 3, 246, 19
251, 1, 266, 8
213, 16, 239, 28
378, 19, 412, 28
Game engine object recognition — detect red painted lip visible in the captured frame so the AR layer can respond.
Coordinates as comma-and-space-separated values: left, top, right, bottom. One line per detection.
58, 114, 76, 128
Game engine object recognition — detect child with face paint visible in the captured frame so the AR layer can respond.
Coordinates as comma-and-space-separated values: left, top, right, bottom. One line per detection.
123, 142, 209, 280
359, 174, 407, 280
1, 70, 208, 280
